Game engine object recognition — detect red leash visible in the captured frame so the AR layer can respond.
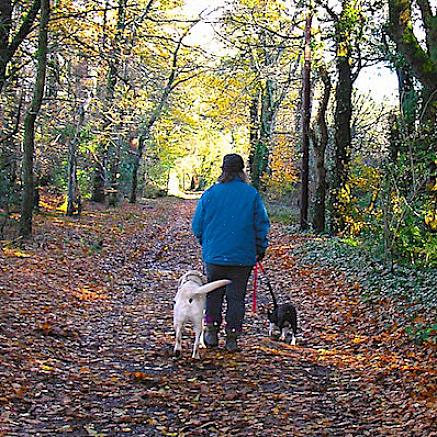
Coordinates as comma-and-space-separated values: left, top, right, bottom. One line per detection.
252, 263, 258, 313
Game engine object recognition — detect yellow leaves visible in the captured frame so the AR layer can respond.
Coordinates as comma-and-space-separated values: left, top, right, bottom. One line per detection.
428, 174, 437, 191
424, 210, 437, 231
399, 10, 411, 26
262, 134, 298, 199
337, 41, 348, 58
340, 159, 382, 236
240, 0, 259, 8
392, 194, 403, 215
344, 218, 364, 236
2, 248, 32, 258
338, 183, 351, 204
57, 198, 68, 213
272, 405, 281, 415
40, 364, 55, 373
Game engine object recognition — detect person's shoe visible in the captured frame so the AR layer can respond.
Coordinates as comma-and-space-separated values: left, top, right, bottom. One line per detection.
225, 330, 238, 352
204, 325, 219, 348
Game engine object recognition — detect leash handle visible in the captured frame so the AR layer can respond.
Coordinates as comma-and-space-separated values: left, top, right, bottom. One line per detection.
252, 263, 258, 313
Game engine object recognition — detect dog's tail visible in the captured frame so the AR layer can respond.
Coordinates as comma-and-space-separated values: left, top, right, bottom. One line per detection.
191, 279, 231, 295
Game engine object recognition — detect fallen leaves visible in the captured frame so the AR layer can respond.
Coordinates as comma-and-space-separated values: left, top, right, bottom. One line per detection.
0, 197, 435, 435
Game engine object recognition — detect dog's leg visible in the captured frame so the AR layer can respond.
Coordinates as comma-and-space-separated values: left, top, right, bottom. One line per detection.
192, 322, 202, 359
199, 320, 206, 349
268, 322, 275, 337
280, 326, 289, 341
290, 332, 296, 346
174, 324, 182, 357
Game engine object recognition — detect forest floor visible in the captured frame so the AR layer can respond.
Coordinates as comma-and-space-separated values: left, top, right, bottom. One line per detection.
0, 196, 436, 436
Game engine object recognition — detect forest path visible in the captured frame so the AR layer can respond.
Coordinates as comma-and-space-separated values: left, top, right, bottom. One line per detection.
0, 198, 435, 436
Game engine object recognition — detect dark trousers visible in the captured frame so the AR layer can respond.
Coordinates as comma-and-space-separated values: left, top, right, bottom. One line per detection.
204, 263, 252, 332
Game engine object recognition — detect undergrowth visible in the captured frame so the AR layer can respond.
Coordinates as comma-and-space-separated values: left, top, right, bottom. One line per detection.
289, 235, 437, 345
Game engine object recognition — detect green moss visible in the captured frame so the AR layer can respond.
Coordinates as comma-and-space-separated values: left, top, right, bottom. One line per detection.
422, 59, 435, 74
402, 28, 416, 44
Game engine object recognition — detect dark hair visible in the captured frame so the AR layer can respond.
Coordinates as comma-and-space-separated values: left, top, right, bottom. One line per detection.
217, 169, 248, 183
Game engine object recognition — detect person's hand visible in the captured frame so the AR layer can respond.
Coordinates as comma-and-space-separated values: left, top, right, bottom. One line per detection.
256, 250, 266, 262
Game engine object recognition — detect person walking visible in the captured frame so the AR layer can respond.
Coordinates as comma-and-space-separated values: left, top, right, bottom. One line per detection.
192, 153, 270, 352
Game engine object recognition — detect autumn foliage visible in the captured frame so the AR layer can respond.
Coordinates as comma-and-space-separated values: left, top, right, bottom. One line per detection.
0, 197, 435, 435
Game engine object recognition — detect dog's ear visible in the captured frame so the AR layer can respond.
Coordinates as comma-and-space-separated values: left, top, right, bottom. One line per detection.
191, 270, 207, 284
177, 274, 186, 288
178, 270, 205, 288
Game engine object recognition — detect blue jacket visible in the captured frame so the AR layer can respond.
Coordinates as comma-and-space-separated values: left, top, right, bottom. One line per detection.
192, 179, 270, 266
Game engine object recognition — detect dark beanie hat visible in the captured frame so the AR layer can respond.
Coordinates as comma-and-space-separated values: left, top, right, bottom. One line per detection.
222, 153, 244, 171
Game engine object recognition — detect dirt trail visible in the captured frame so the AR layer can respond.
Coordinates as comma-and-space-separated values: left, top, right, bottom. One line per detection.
0, 198, 435, 436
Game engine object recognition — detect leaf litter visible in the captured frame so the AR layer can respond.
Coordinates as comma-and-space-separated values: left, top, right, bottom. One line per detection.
0, 197, 435, 436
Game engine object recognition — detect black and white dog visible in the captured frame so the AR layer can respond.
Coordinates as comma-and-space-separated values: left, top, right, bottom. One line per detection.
174, 271, 231, 359
263, 270, 297, 345
268, 303, 297, 345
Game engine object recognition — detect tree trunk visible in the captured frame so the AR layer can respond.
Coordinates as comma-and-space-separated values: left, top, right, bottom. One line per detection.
251, 80, 274, 190
91, 162, 106, 202
130, 136, 146, 203
129, 27, 190, 202
91, 0, 126, 204
422, 86, 437, 124
388, 0, 436, 206
300, 11, 312, 231
0, 1, 13, 93
0, 0, 41, 94
388, 0, 437, 91
0, 136, 16, 209
388, 0, 437, 124
108, 140, 121, 207
330, 28, 353, 235
66, 99, 89, 216
19, 0, 49, 238
396, 62, 416, 134
311, 68, 331, 234
248, 89, 260, 184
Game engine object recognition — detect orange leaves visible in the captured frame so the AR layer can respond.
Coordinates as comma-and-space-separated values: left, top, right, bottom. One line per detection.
130, 371, 152, 382
38, 320, 53, 335
71, 287, 107, 302
352, 282, 361, 291
11, 383, 28, 400
37, 319, 78, 339
262, 135, 299, 200
267, 243, 296, 271
0, 198, 436, 435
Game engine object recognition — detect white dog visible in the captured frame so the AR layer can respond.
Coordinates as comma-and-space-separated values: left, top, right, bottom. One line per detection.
174, 270, 231, 359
